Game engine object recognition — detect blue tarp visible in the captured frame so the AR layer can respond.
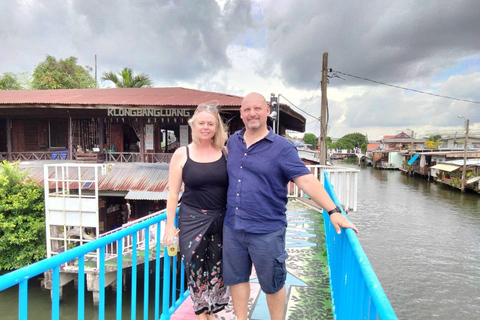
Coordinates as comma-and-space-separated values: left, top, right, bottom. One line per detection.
407, 154, 419, 165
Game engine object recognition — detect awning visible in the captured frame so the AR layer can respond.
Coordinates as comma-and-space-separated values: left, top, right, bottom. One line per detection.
125, 191, 169, 200
430, 164, 460, 172
407, 154, 419, 165
467, 176, 480, 184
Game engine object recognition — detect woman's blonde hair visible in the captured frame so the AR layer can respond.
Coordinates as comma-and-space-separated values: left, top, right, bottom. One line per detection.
187, 101, 228, 149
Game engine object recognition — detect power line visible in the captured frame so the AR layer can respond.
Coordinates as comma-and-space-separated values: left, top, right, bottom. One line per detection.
331, 70, 480, 105
279, 94, 320, 120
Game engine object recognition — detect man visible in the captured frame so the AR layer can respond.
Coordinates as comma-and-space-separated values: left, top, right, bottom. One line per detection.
223, 92, 358, 320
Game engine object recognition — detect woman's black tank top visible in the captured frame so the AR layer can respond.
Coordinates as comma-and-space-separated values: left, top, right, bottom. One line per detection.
181, 146, 228, 210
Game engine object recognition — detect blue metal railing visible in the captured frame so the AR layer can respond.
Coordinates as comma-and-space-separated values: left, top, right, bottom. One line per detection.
1, 174, 397, 319
323, 171, 397, 319
0, 208, 188, 320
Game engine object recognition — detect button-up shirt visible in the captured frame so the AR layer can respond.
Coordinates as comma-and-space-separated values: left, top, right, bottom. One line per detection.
225, 127, 311, 233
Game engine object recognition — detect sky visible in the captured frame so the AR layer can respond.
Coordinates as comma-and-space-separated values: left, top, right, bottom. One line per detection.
1, 0, 480, 140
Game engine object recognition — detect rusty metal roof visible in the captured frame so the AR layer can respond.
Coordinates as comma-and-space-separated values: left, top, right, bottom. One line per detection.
0, 87, 307, 131
18, 161, 171, 193
0, 87, 244, 107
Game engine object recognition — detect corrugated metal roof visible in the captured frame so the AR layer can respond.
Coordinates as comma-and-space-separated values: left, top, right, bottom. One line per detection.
0, 87, 244, 107
0, 87, 307, 131
19, 161, 171, 193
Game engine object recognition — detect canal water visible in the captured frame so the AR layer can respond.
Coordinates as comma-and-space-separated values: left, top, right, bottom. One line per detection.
2, 164, 480, 319
0, 267, 164, 319
346, 164, 480, 320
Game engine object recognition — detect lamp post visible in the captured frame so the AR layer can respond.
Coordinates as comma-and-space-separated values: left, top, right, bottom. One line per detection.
457, 115, 469, 193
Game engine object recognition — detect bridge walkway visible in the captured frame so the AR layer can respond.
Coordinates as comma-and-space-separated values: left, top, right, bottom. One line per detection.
172, 200, 333, 320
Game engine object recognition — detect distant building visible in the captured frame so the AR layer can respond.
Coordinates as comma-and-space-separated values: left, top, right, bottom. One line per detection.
440, 135, 480, 149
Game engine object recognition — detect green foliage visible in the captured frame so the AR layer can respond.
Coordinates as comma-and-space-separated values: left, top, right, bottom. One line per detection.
326, 136, 334, 149
450, 179, 461, 188
427, 135, 442, 142
32, 55, 96, 89
102, 67, 153, 88
331, 132, 368, 152
303, 133, 318, 150
0, 161, 46, 273
0, 72, 23, 90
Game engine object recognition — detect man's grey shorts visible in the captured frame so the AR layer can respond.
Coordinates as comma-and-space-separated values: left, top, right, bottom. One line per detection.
223, 224, 288, 294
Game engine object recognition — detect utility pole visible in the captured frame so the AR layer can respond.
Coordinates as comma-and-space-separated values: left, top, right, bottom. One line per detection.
410, 129, 414, 151
95, 54, 98, 88
319, 52, 328, 165
458, 116, 469, 193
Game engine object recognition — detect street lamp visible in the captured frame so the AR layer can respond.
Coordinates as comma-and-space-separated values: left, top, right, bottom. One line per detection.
457, 115, 470, 193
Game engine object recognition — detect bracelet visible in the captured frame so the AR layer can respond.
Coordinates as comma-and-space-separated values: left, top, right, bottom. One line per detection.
327, 206, 342, 216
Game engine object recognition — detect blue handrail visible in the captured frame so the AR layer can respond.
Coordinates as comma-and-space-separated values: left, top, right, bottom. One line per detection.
323, 171, 397, 319
1, 174, 397, 319
0, 208, 188, 320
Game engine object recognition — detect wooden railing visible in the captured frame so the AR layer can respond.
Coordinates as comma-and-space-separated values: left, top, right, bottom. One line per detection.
2, 151, 173, 164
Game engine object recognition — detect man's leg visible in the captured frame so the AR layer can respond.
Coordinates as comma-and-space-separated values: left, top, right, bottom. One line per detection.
265, 285, 286, 320
230, 282, 250, 320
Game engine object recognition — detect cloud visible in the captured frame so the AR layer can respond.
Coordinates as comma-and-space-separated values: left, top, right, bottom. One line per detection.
259, 0, 480, 87
0, 0, 254, 82
1, 0, 479, 140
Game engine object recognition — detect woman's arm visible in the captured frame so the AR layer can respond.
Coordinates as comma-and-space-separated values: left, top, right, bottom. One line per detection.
163, 147, 186, 246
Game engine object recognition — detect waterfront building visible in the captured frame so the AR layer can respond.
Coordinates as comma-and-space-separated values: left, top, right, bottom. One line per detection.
0, 87, 306, 229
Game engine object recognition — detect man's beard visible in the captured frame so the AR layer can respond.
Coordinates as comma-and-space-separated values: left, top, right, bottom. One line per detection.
246, 118, 261, 129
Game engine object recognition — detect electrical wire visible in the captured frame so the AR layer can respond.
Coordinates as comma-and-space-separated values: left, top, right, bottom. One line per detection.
331, 70, 480, 105
279, 94, 320, 120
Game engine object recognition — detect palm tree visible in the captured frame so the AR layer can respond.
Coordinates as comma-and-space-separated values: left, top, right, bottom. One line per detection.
102, 67, 153, 88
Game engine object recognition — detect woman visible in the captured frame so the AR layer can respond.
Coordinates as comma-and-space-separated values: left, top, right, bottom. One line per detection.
163, 102, 229, 319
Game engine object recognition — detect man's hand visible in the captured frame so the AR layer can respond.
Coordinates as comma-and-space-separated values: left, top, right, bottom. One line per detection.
329, 213, 359, 234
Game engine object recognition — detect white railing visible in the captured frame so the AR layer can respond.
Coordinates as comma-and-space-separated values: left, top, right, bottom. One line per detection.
288, 165, 359, 212
100, 210, 165, 261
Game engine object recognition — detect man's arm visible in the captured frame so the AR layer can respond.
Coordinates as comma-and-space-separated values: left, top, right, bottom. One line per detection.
293, 174, 359, 234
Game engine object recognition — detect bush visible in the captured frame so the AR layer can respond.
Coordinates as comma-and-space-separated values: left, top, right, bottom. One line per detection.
0, 161, 46, 274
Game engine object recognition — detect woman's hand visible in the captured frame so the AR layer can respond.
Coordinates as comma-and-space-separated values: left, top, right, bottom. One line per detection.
162, 223, 179, 246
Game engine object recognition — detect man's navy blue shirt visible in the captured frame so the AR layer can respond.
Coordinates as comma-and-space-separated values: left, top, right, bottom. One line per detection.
225, 127, 311, 233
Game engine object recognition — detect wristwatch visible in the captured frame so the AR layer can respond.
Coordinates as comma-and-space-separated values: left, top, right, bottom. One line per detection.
327, 206, 342, 216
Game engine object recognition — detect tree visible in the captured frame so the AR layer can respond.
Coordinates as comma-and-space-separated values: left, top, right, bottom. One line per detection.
32, 55, 96, 89
0, 72, 23, 90
303, 133, 318, 150
102, 67, 153, 88
0, 161, 46, 273
326, 136, 334, 150
428, 135, 442, 142
333, 132, 368, 152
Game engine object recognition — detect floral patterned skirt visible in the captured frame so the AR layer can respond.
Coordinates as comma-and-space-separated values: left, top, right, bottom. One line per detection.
178, 203, 230, 315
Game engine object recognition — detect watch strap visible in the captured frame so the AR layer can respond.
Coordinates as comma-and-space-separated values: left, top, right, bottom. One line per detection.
327, 206, 342, 216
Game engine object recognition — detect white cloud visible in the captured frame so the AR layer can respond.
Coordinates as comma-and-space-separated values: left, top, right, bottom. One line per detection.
1, 0, 479, 139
